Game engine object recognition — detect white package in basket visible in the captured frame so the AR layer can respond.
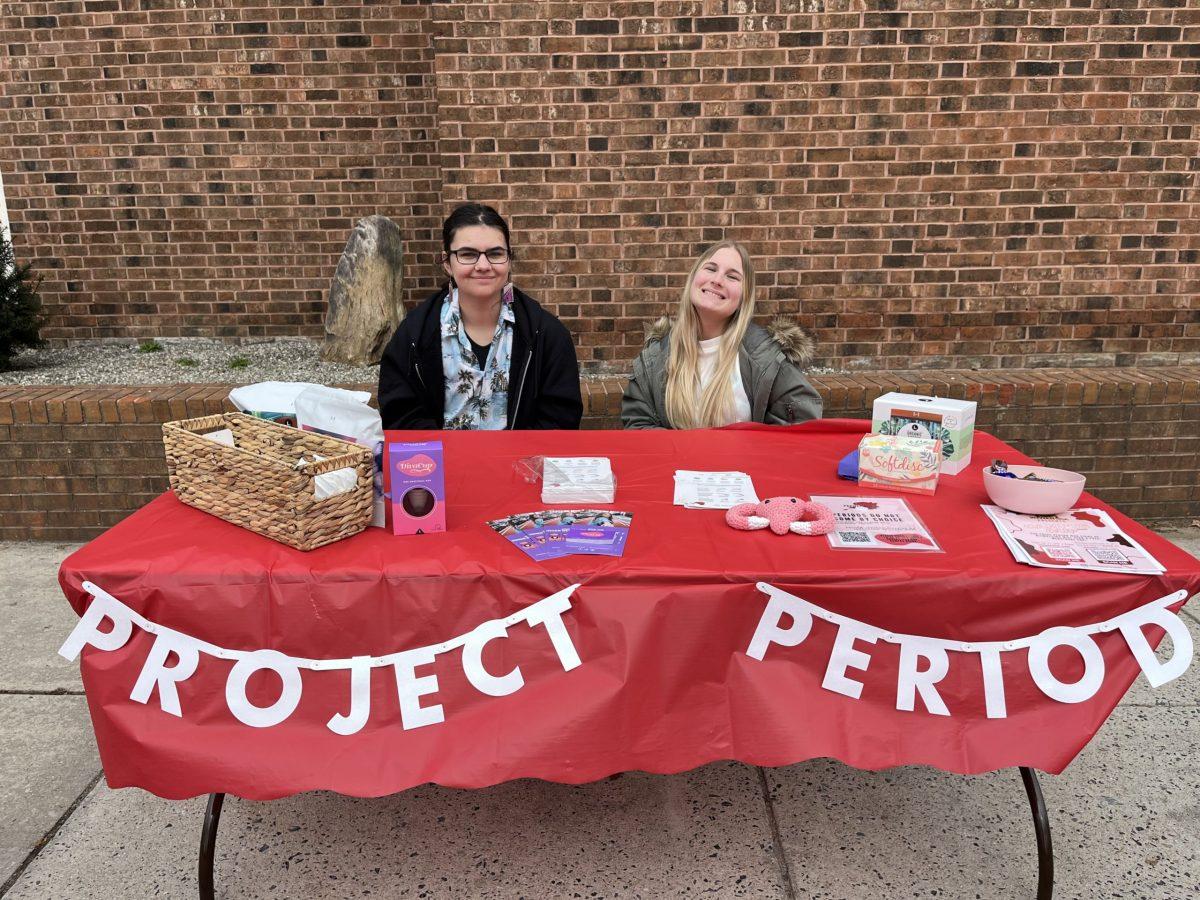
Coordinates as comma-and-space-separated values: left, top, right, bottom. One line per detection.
294, 385, 385, 527
228, 381, 369, 426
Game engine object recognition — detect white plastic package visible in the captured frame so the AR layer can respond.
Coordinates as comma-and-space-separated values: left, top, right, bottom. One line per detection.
229, 381, 370, 426
541, 457, 615, 504
294, 385, 385, 527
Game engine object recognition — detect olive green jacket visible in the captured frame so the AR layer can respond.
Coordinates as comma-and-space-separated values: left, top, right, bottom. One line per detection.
621, 318, 824, 429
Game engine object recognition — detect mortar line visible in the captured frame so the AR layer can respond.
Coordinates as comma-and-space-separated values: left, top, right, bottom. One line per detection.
0, 689, 85, 696
0, 769, 103, 897
756, 766, 798, 900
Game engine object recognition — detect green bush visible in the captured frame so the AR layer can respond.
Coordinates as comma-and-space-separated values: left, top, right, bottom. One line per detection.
137, 339, 164, 353
228, 356, 250, 370
0, 228, 44, 370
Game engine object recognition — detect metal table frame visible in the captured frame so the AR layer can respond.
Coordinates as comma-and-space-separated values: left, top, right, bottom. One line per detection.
197, 766, 1054, 899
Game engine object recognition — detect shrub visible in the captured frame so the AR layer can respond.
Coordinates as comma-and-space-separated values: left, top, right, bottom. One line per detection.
0, 228, 44, 370
176, 357, 198, 367
137, 339, 164, 353
228, 356, 250, 370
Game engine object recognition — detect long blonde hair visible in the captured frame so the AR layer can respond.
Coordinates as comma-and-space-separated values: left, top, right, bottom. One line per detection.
663, 241, 756, 429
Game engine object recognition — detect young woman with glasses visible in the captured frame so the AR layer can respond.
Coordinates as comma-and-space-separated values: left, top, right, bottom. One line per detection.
621, 240, 822, 429
379, 203, 583, 430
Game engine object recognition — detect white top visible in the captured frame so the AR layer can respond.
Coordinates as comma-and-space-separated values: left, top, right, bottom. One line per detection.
697, 336, 752, 426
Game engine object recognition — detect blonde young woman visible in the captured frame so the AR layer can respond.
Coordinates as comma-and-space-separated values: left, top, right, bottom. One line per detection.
621, 241, 822, 429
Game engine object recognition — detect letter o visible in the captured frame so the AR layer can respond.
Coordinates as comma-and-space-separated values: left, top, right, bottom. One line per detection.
225, 650, 303, 728
1027, 627, 1105, 704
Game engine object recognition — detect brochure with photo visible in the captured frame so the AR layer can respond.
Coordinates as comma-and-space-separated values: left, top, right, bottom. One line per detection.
486, 511, 570, 561
487, 509, 633, 561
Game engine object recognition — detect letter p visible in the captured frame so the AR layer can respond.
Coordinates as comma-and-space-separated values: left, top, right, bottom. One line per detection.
747, 587, 814, 661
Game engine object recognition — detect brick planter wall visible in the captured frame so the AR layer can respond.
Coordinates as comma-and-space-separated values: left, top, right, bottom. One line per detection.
3, 366, 1197, 542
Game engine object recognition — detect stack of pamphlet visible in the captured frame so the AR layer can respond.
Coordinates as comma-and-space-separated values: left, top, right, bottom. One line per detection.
982, 505, 1165, 575
488, 509, 632, 561
542, 457, 615, 504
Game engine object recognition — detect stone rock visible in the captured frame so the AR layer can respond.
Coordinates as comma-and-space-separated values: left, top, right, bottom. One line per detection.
321, 215, 404, 365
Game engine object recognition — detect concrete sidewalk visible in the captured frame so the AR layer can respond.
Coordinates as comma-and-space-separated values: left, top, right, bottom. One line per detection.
2, 533, 1198, 900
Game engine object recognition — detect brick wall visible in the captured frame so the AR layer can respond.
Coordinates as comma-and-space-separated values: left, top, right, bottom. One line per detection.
0, 0, 444, 339
2, 366, 1197, 542
2, 1, 1199, 372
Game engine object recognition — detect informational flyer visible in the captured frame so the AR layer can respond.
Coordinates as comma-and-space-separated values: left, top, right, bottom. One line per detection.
673, 471, 759, 509
809, 495, 942, 552
487, 510, 632, 561
564, 511, 632, 556
981, 505, 1165, 575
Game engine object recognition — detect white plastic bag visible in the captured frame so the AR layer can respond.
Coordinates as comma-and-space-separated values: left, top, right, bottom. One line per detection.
229, 381, 370, 426
294, 386, 385, 527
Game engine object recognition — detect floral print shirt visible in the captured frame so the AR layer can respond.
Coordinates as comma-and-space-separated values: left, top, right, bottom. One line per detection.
441, 286, 515, 430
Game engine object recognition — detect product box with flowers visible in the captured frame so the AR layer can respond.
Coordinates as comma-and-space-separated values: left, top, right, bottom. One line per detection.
857, 433, 943, 497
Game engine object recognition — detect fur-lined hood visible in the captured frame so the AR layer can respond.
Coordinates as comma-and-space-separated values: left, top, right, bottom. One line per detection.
642, 316, 816, 368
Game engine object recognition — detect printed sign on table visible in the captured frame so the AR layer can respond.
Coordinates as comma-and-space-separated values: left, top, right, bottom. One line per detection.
982, 505, 1165, 575
809, 495, 941, 551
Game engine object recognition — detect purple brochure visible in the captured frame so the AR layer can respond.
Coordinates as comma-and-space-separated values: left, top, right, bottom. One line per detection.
487, 512, 570, 561
564, 510, 632, 556
508, 529, 567, 561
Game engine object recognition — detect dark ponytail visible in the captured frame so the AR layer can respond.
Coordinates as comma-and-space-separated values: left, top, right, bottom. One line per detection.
442, 203, 513, 257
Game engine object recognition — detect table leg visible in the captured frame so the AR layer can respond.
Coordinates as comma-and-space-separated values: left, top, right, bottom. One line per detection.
1018, 767, 1053, 899
199, 792, 225, 900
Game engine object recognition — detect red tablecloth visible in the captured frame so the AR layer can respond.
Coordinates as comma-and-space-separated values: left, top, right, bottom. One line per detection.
59, 420, 1200, 800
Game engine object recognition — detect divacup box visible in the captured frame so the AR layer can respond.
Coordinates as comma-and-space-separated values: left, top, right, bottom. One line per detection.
857, 433, 943, 496
871, 392, 977, 475
388, 441, 445, 535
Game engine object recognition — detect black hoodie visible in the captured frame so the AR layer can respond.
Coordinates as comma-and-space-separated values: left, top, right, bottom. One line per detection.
378, 286, 583, 430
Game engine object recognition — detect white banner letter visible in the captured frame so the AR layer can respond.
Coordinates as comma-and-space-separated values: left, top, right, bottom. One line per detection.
822, 620, 880, 700
978, 645, 1008, 719
896, 639, 950, 716
462, 621, 524, 697
392, 647, 444, 730
524, 591, 581, 672
1027, 627, 1105, 704
747, 592, 814, 661
129, 630, 200, 717
326, 656, 372, 736
225, 650, 303, 728
1117, 605, 1194, 689
58, 593, 134, 662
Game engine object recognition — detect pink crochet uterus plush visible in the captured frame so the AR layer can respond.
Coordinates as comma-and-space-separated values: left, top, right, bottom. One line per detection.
726, 496, 836, 536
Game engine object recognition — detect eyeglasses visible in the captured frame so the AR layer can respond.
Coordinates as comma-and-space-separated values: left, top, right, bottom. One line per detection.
447, 247, 509, 265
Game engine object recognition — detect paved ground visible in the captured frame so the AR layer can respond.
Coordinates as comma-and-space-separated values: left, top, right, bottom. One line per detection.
2, 531, 1198, 899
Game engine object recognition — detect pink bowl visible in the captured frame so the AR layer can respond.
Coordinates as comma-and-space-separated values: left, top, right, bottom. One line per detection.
982, 464, 1086, 515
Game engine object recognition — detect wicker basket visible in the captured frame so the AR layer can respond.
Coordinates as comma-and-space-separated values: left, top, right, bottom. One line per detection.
162, 412, 374, 551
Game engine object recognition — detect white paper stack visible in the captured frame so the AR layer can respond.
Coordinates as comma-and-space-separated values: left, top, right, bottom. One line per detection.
673, 470, 759, 509
542, 457, 615, 504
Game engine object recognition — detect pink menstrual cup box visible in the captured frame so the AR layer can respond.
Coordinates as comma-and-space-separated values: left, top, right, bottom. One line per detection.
388, 442, 445, 535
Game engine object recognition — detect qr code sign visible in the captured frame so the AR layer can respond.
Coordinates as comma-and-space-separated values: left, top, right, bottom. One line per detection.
1088, 547, 1130, 566
842, 531, 871, 544
1045, 546, 1084, 562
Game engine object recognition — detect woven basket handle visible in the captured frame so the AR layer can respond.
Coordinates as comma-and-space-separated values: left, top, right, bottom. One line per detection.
298, 452, 366, 476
